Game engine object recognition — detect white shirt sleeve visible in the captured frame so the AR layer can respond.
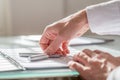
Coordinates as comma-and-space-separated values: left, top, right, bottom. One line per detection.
107, 67, 120, 80
86, 0, 120, 35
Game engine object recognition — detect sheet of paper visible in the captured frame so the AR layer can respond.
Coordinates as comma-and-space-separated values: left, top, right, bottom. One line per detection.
0, 47, 79, 70
0, 55, 19, 72
69, 37, 105, 46
23, 35, 106, 45
0, 46, 119, 71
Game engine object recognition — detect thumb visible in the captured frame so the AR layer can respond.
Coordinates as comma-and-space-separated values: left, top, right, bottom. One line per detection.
45, 36, 63, 54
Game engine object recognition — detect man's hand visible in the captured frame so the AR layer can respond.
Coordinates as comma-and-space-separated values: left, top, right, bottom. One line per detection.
68, 49, 120, 80
39, 22, 70, 55
40, 10, 89, 55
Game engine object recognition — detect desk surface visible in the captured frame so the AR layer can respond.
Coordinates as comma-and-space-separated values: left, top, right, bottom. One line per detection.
0, 35, 120, 79
0, 35, 79, 79
74, 35, 120, 57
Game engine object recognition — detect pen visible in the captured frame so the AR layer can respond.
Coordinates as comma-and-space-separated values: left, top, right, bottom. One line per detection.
0, 51, 26, 71
29, 54, 63, 62
19, 53, 40, 57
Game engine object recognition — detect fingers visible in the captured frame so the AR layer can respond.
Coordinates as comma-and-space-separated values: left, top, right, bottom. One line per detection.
40, 30, 57, 50
94, 50, 110, 55
93, 50, 115, 59
62, 41, 70, 54
40, 35, 70, 55
69, 49, 118, 80
72, 49, 107, 66
93, 50, 102, 54
82, 49, 101, 61
55, 48, 65, 55
39, 36, 50, 50
45, 37, 62, 54
43, 37, 68, 55
82, 49, 94, 57
69, 49, 107, 73
83, 49, 106, 63
68, 61, 87, 72
82, 49, 114, 60
40, 44, 48, 51
73, 52, 90, 66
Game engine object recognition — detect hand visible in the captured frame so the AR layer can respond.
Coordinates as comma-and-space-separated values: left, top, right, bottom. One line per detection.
68, 49, 120, 80
40, 9, 89, 55
39, 20, 70, 55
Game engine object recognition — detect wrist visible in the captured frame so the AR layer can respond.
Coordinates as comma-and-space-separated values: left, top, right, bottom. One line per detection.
70, 9, 88, 26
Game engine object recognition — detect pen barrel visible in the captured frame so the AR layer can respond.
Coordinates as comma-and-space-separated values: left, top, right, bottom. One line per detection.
29, 55, 49, 62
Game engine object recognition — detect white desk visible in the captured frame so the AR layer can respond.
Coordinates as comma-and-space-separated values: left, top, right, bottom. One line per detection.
0, 35, 119, 80
74, 35, 120, 57
0, 36, 79, 80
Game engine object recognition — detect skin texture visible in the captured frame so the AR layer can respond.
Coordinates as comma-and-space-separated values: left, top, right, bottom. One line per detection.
40, 9, 89, 55
40, 9, 120, 80
68, 49, 120, 80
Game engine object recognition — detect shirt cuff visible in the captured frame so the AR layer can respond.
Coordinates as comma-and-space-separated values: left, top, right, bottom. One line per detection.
107, 67, 120, 80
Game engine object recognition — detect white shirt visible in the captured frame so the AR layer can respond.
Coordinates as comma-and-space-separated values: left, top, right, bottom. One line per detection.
86, 0, 120, 35
86, 0, 120, 80
107, 67, 120, 80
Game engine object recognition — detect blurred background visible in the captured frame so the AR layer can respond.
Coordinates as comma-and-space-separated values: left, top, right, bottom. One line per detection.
0, 0, 109, 36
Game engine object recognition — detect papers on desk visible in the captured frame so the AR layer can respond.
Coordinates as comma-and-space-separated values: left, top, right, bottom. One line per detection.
23, 35, 114, 46
0, 55, 20, 72
0, 47, 79, 72
69, 37, 114, 46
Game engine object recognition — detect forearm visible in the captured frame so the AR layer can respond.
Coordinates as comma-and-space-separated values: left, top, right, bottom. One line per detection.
66, 9, 89, 36
59, 9, 89, 40
69, 9, 88, 27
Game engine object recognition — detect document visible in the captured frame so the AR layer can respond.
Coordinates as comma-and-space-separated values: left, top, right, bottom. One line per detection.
0, 53, 21, 72
24, 35, 114, 46
0, 47, 79, 71
0, 46, 119, 72
69, 37, 114, 46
